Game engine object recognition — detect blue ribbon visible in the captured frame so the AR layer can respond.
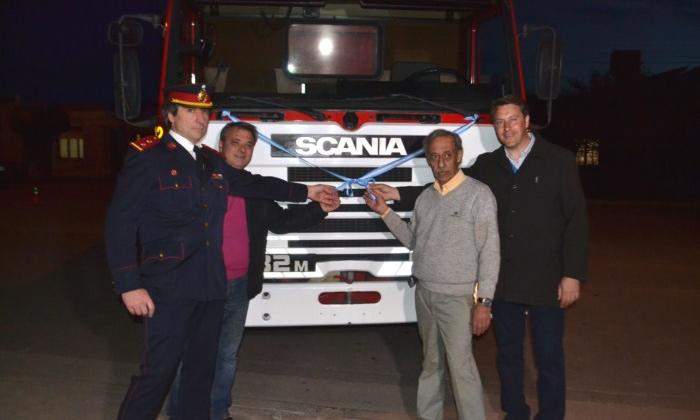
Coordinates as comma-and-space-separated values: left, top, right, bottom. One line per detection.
221, 111, 352, 188
221, 111, 478, 196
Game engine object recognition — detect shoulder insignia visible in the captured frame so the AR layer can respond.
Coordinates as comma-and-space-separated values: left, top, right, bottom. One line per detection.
202, 144, 222, 157
129, 135, 161, 152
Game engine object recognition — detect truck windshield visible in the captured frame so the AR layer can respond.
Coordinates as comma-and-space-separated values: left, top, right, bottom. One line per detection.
167, 1, 518, 114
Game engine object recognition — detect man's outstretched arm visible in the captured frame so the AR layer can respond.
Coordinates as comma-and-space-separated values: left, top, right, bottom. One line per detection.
225, 165, 338, 205
370, 183, 429, 212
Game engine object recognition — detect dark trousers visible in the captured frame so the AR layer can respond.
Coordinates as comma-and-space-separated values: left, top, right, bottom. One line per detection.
118, 299, 225, 420
492, 300, 565, 420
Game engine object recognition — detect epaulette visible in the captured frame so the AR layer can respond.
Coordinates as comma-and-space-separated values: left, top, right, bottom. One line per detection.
129, 135, 161, 152
202, 144, 223, 157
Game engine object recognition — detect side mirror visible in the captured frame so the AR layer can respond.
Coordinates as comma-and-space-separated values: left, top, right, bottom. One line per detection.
535, 31, 562, 100
108, 20, 144, 47
109, 17, 146, 122
109, 15, 160, 123
113, 48, 141, 120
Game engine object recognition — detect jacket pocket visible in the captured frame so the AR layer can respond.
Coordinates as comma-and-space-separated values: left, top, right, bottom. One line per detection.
140, 239, 186, 277
157, 175, 194, 213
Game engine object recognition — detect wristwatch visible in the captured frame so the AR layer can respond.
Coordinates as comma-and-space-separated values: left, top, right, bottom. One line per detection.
476, 297, 493, 307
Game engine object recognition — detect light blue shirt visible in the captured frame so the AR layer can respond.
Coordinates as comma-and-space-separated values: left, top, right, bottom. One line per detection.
505, 132, 535, 171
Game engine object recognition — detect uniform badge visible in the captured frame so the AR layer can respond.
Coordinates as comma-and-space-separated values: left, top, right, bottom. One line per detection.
171, 169, 178, 176
197, 85, 210, 103
128, 135, 161, 152
167, 142, 177, 150
211, 173, 223, 180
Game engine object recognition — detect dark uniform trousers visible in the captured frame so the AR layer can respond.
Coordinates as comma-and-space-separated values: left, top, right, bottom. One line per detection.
106, 134, 307, 420
119, 300, 224, 420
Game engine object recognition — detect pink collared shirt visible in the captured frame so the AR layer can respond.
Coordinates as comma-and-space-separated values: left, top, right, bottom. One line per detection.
222, 195, 250, 280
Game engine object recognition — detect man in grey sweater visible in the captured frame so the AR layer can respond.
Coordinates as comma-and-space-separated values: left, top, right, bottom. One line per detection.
364, 129, 500, 420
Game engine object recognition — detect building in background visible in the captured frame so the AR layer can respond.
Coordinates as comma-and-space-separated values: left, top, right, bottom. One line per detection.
0, 102, 130, 182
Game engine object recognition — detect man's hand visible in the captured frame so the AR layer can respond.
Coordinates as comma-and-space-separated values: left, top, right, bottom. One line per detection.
121, 288, 155, 318
307, 184, 339, 207
370, 183, 401, 201
320, 194, 341, 212
472, 304, 492, 336
558, 276, 581, 308
364, 185, 389, 215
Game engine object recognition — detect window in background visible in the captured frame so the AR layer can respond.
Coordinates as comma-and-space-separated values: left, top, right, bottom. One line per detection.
59, 137, 84, 159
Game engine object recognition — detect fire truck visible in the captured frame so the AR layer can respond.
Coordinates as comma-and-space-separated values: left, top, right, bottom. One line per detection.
109, 0, 561, 327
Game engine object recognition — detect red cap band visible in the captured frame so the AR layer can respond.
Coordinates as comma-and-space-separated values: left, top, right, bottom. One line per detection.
168, 85, 212, 108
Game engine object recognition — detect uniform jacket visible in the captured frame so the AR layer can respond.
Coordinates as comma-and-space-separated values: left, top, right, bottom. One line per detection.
105, 134, 308, 302
397, 134, 588, 307
242, 189, 327, 299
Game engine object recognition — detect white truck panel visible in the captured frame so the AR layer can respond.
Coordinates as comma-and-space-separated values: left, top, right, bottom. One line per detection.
201, 119, 500, 326
246, 281, 417, 326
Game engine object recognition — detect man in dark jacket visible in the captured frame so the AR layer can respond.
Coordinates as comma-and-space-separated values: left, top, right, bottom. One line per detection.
105, 84, 338, 420
372, 96, 588, 420
168, 121, 339, 420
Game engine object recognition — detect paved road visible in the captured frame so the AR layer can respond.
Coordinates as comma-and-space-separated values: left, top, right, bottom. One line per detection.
1, 182, 698, 419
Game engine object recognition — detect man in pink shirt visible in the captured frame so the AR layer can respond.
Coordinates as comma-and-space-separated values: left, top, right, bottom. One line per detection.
169, 121, 339, 420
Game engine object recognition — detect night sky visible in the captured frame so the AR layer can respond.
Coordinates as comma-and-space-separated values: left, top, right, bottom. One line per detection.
518, 0, 700, 85
0, 0, 163, 105
1, 0, 698, 105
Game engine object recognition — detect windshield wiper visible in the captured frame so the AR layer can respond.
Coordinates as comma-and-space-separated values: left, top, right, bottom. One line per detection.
388, 93, 473, 117
226, 95, 326, 121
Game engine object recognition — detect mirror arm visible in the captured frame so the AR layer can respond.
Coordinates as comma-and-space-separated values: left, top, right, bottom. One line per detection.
117, 19, 128, 123
114, 14, 161, 124
545, 29, 557, 128
522, 24, 557, 129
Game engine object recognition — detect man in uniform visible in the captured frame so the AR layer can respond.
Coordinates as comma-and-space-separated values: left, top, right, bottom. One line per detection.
168, 121, 339, 420
105, 84, 337, 420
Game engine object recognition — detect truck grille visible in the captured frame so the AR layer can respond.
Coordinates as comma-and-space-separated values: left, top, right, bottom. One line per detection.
269, 166, 416, 278
316, 253, 409, 262
302, 218, 409, 233
288, 203, 378, 212
288, 167, 412, 182
288, 239, 403, 248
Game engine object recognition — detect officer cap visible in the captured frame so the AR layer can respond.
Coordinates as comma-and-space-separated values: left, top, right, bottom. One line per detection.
166, 84, 213, 109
